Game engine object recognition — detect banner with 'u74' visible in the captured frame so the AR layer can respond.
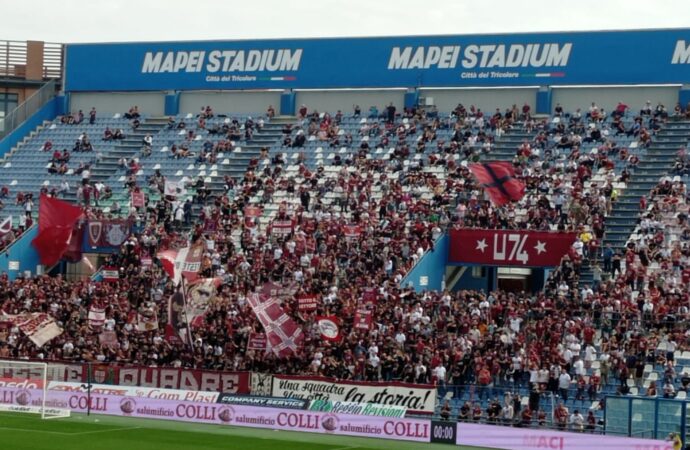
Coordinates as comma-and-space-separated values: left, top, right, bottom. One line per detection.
448, 229, 576, 267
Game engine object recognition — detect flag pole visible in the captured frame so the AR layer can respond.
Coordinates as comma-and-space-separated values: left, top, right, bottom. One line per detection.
179, 277, 194, 347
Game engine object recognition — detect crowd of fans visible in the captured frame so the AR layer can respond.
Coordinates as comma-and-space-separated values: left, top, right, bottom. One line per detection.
0, 100, 688, 432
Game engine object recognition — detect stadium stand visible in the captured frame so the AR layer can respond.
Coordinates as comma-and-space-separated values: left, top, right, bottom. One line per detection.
3, 94, 690, 437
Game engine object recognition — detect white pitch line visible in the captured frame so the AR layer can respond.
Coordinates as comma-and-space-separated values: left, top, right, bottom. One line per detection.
0, 425, 142, 436
72, 425, 143, 435
0, 426, 75, 435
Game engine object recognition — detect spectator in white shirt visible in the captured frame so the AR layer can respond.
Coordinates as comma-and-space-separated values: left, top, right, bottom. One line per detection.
558, 372, 572, 401
569, 410, 585, 432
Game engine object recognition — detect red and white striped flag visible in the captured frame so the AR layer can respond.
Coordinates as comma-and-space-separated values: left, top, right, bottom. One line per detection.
157, 243, 204, 285
246, 293, 303, 358
88, 306, 106, 328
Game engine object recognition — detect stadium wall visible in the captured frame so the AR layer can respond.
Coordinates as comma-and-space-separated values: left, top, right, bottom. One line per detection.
0, 96, 61, 158
401, 234, 449, 292
178, 91, 282, 115
418, 87, 537, 114
0, 225, 41, 280
64, 85, 684, 117
69, 92, 165, 116
551, 85, 680, 113
293, 89, 406, 115
61, 30, 690, 115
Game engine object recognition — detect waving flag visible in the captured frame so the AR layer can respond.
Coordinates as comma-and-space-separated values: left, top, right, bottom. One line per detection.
247, 293, 303, 358
157, 243, 204, 285
0, 216, 12, 237
136, 307, 159, 332
315, 316, 342, 342
469, 162, 525, 207
32, 194, 84, 266
165, 291, 189, 345
88, 306, 106, 328
1, 313, 63, 347
185, 277, 222, 327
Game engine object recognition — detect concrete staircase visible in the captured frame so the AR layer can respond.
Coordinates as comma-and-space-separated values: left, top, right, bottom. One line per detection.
578, 120, 690, 285
201, 116, 293, 196
61, 117, 169, 203
483, 126, 536, 161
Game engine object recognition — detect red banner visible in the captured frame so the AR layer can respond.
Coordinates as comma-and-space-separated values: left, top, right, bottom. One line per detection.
342, 224, 362, 240
247, 333, 267, 350
315, 316, 342, 342
361, 288, 378, 305
0, 362, 251, 393
354, 309, 373, 330
448, 229, 576, 267
271, 220, 294, 237
131, 191, 145, 208
297, 294, 319, 312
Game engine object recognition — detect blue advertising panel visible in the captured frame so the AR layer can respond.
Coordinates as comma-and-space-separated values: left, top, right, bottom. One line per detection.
65, 29, 690, 92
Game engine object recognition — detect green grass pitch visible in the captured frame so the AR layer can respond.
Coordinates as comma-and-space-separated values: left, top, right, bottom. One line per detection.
0, 412, 494, 450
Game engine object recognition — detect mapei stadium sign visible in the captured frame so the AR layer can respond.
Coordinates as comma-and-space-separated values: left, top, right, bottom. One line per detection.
65, 29, 690, 91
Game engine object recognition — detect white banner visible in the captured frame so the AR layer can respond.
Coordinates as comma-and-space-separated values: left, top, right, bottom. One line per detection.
88, 307, 106, 328
164, 180, 187, 198
47, 381, 219, 403
271, 375, 436, 414
1, 313, 63, 347
250, 372, 273, 396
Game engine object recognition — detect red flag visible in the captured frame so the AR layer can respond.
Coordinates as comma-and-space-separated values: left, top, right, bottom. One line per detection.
469, 162, 525, 207
247, 332, 267, 350
354, 309, 373, 330
63, 221, 85, 263
32, 195, 84, 266
131, 191, 145, 208
315, 316, 342, 342
342, 224, 362, 241
247, 293, 303, 358
157, 243, 204, 285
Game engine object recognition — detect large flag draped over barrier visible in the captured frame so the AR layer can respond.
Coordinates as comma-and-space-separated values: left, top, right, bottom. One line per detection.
247, 292, 303, 358
31, 194, 84, 266
469, 162, 525, 207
